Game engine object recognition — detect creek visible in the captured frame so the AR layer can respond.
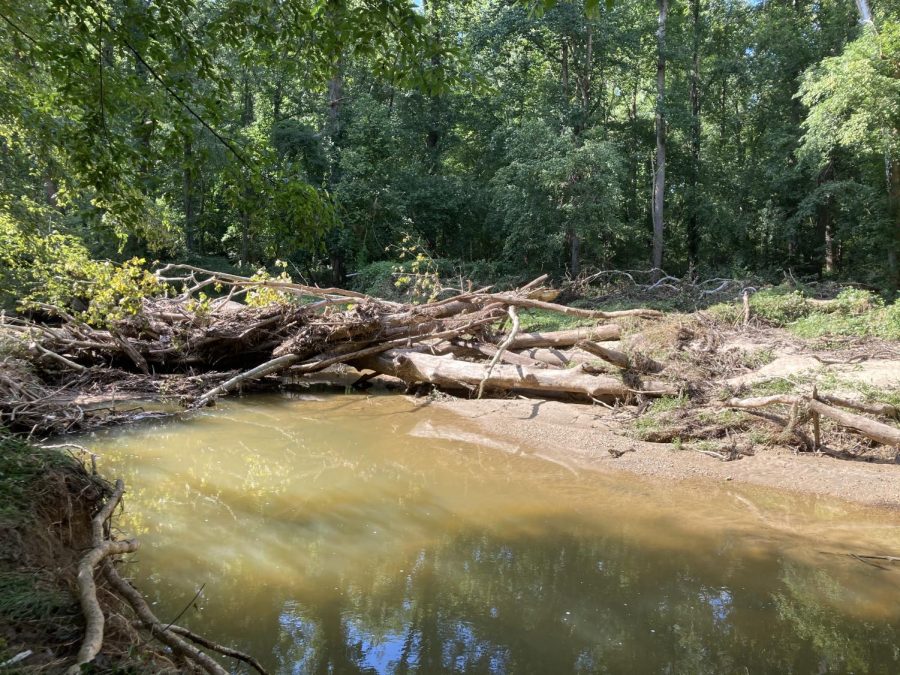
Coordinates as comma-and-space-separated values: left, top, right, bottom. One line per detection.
81, 393, 900, 673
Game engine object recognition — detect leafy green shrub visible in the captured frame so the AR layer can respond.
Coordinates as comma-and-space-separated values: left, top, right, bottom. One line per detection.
791, 300, 900, 340
707, 301, 743, 325
750, 289, 810, 324
829, 288, 884, 316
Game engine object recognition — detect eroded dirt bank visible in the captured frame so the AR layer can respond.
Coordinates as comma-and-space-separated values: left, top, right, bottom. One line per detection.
432, 397, 900, 510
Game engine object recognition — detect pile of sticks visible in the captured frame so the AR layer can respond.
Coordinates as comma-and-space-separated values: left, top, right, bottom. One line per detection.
2, 266, 676, 416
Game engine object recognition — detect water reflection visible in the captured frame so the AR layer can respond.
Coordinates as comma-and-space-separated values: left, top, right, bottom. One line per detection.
80, 394, 900, 674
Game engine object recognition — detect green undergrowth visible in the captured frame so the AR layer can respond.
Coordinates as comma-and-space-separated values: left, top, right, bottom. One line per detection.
633, 395, 691, 438
0, 572, 72, 624
0, 436, 84, 662
709, 287, 900, 340
0, 435, 71, 527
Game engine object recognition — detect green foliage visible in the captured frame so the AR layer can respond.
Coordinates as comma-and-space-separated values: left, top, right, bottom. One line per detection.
389, 234, 442, 304
710, 286, 900, 339
1, 0, 898, 296
0, 572, 72, 623
798, 24, 900, 165
0, 210, 162, 324
490, 120, 626, 271
647, 395, 691, 415
245, 261, 296, 307
791, 297, 900, 340
516, 310, 595, 333
0, 435, 71, 526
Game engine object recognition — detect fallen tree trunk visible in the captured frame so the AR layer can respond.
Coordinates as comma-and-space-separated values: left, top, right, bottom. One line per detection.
470, 294, 662, 319
578, 340, 664, 373
353, 350, 677, 399
449, 339, 547, 368
815, 392, 899, 420
808, 399, 900, 448
512, 347, 600, 368
505, 326, 621, 349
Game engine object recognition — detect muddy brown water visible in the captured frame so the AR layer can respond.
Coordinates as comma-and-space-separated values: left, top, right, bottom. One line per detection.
81, 393, 900, 674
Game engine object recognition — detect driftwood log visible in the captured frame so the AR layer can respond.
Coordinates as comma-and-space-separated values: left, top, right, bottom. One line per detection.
352, 350, 678, 399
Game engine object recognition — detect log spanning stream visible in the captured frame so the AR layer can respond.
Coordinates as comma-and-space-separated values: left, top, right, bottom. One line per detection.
80, 393, 900, 673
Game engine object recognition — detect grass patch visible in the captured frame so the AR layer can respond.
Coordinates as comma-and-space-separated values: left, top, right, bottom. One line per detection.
709, 286, 900, 340
0, 572, 73, 623
515, 308, 598, 333
647, 394, 690, 414
632, 395, 690, 440
746, 377, 799, 397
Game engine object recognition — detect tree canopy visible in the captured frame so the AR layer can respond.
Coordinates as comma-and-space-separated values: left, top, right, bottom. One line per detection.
2, 0, 900, 306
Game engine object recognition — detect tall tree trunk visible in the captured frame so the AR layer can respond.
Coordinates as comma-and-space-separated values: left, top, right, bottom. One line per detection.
238, 72, 255, 267
651, 0, 668, 272
240, 74, 254, 127
183, 134, 196, 253
273, 79, 283, 121
44, 174, 58, 208
888, 156, 900, 296
240, 195, 250, 266
327, 63, 343, 138
568, 225, 580, 276
817, 160, 835, 275
582, 23, 592, 115
687, 0, 701, 267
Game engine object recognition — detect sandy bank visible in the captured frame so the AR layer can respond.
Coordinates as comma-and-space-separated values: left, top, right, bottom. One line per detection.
434, 397, 900, 510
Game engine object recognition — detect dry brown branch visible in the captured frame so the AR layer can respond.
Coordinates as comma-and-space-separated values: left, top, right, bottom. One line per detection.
471, 294, 662, 319
478, 306, 519, 398
723, 395, 900, 449
103, 565, 228, 675
166, 625, 270, 675
815, 392, 899, 419
194, 354, 302, 407
156, 263, 375, 302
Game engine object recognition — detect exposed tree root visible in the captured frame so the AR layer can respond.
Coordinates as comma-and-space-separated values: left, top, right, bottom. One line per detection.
165, 625, 270, 675
69, 480, 138, 673
64, 476, 267, 674
103, 565, 228, 675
